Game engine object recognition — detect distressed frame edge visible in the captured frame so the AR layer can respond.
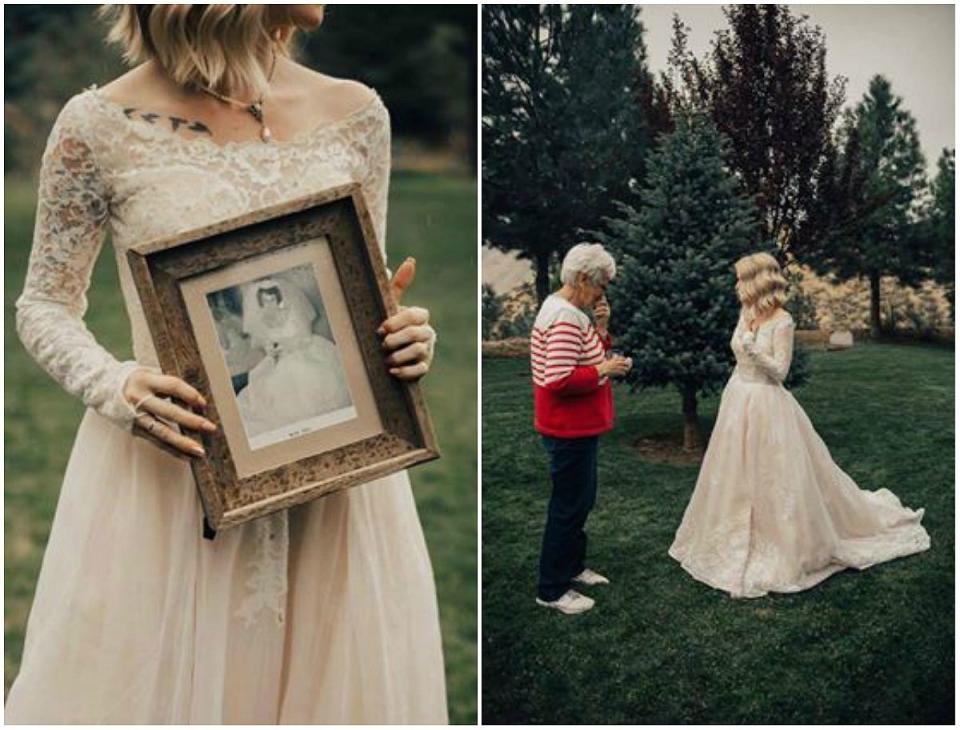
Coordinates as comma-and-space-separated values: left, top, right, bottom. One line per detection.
217, 445, 440, 529
348, 188, 441, 460
127, 247, 228, 527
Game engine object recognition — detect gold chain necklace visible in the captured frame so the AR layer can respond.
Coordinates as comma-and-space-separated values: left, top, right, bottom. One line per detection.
198, 48, 278, 143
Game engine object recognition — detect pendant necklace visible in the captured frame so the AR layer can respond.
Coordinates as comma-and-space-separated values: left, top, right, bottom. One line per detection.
198, 47, 279, 143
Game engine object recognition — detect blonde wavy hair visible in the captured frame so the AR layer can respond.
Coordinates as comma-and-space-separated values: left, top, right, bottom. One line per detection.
98, 5, 306, 97
734, 252, 789, 315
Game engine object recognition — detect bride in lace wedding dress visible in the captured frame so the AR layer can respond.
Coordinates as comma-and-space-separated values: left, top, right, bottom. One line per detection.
6, 6, 446, 724
669, 252, 930, 599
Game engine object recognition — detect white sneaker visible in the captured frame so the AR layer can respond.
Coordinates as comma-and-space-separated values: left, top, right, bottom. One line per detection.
572, 568, 610, 586
535, 589, 595, 615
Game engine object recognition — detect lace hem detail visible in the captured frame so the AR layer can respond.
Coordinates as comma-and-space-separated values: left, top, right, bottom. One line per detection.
234, 512, 290, 627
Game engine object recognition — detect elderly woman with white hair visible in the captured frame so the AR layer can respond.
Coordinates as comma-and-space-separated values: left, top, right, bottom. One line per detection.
530, 242, 632, 614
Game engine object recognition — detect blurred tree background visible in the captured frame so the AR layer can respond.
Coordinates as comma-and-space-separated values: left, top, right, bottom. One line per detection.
4, 4, 476, 174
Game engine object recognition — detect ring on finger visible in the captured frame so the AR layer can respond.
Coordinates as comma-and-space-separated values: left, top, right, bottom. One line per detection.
133, 394, 161, 418
135, 398, 177, 428
133, 393, 157, 412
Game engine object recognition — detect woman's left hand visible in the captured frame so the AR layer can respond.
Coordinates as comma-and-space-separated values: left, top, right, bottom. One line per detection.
378, 257, 436, 381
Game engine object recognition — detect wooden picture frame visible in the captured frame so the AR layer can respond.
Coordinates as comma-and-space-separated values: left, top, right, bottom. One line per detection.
128, 183, 439, 534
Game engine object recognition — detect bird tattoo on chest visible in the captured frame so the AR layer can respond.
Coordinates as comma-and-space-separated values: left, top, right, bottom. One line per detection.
122, 107, 212, 136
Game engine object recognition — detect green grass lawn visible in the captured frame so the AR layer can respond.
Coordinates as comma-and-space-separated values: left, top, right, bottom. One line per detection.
4, 172, 477, 724
482, 345, 954, 724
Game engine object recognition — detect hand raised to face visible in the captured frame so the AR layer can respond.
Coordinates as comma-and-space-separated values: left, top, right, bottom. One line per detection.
593, 296, 611, 331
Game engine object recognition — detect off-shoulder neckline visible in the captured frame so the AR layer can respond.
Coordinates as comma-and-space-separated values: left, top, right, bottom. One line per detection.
82, 84, 384, 153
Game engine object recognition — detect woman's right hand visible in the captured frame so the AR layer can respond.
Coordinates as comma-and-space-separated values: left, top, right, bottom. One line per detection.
123, 368, 217, 458
597, 355, 632, 379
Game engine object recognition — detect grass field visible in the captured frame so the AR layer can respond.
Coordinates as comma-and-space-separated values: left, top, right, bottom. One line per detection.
4, 172, 477, 724
482, 345, 954, 724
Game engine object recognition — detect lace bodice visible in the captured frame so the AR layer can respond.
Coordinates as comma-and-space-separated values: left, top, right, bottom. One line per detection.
15, 84, 391, 431
730, 310, 796, 385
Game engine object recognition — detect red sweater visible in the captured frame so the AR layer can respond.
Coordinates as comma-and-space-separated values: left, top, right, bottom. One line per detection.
530, 294, 614, 438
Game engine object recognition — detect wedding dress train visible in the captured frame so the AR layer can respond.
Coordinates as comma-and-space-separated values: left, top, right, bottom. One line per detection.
669, 310, 930, 598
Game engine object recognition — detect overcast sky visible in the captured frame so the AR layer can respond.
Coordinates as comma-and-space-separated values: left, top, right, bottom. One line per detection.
639, 4, 955, 177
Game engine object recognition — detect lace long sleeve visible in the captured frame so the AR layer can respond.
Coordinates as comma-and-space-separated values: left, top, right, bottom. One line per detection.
360, 95, 391, 265
743, 316, 796, 384
358, 94, 437, 365
14, 96, 142, 429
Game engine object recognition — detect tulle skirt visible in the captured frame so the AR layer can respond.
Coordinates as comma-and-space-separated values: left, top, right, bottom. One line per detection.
669, 372, 930, 598
5, 408, 448, 723
236, 336, 353, 439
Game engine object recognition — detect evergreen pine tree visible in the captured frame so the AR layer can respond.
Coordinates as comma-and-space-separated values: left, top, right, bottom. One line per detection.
815, 75, 927, 337
596, 115, 767, 450
482, 5, 652, 304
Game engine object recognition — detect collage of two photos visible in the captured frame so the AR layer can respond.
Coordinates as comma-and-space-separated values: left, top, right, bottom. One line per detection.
2, 2, 956, 727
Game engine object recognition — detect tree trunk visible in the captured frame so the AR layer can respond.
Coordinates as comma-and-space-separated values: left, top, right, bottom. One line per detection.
535, 252, 550, 306
680, 384, 701, 451
869, 271, 882, 339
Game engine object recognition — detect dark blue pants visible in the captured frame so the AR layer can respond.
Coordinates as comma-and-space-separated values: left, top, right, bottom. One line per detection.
537, 434, 600, 601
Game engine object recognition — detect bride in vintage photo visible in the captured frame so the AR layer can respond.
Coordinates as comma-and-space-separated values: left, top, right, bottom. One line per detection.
234, 275, 354, 443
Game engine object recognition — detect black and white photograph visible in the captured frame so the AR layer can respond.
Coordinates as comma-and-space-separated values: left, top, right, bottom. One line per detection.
207, 261, 357, 450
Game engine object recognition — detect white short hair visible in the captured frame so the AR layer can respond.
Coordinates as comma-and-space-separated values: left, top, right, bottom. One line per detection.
560, 242, 617, 286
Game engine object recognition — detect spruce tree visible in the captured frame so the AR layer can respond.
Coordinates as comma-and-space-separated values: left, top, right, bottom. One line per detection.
595, 115, 762, 450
